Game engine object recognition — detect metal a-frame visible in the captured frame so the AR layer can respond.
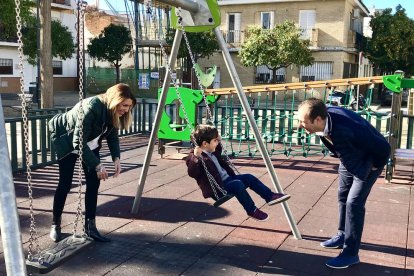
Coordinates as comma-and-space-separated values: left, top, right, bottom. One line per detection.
131, 0, 301, 239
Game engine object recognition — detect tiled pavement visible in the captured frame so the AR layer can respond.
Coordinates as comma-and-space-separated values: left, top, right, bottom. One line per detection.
1, 135, 413, 275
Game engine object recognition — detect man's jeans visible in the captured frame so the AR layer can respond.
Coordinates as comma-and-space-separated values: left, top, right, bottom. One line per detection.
223, 174, 273, 214
337, 162, 383, 256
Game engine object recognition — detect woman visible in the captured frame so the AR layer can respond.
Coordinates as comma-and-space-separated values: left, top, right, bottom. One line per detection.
48, 83, 136, 242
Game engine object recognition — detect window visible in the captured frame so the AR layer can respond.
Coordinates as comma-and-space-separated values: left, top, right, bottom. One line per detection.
261, 12, 274, 29
300, 62, 333, 81
255, 65, 286, 84
0, 58, 13, 74
227, 13, 241, 43
53, 60, 62, 75
343, 62, 358, 78
299, 10, 316, 40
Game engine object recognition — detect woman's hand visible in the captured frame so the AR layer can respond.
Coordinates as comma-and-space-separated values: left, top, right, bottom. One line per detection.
95, 164, 108, 180
194, 146, 203, 157
114, 158, 121, 178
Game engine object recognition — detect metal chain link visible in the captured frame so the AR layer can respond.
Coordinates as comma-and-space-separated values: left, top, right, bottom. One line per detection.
146, 1, 227, 198
176, 9, 240, 175
15, 0, 41, 262
72, 0, 87, 237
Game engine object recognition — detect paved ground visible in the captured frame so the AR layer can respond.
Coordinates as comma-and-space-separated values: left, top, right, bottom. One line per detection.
1, 135, 413, 275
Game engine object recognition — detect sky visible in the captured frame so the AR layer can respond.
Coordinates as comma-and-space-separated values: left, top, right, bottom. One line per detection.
365, 0, 414, 19
97, 0, 414, 19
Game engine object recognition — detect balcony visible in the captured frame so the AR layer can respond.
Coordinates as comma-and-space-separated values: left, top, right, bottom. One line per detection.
347, 30, 366, 51
221, 30, 245, 49
300, 28, 318, 47
52, 0, 73, 9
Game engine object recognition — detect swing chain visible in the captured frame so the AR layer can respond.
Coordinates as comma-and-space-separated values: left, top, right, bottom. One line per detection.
72, 0, 87, 237
146, 2, 228, 199
15, 0, 41, 261
176, 9, 240, 175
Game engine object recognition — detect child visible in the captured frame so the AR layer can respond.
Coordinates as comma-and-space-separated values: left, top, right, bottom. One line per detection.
186, 124, 290, 221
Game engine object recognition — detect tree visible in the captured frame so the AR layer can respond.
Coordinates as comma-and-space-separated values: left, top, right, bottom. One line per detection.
239, 21, 314, 83
365, 5, 414, 76
87, 24, 132, 83
165, 29, 219, 62
0, 0, 33, 41
165, 29, 219, 81
22, 16, 75, 65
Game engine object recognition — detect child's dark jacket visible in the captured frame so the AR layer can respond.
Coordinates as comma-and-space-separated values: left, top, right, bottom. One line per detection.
186, 144, 236, 199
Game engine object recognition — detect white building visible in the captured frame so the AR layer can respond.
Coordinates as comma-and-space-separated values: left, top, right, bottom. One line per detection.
0, 0, 78, 94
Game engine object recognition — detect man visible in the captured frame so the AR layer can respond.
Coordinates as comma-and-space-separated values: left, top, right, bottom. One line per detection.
297, 98, 390, 269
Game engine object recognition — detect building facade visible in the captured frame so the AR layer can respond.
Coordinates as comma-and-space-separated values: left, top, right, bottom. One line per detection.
199, 0, 372, 89
0, 0, 78, 94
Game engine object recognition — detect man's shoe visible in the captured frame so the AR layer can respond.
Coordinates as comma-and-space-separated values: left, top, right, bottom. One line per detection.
248, 208, 269, 221
50, 224, 62, 242
326, 254, 360, 269
320, 232, 344, 249
267, 193, 291, 206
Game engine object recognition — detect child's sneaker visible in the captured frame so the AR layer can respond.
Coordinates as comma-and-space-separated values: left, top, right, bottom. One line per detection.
248, 208, 269, 221
268, 193, 291, 206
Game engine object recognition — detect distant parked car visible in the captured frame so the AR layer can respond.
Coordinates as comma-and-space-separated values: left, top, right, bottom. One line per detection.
381, 89, 408, 106
327, 91, 366, 111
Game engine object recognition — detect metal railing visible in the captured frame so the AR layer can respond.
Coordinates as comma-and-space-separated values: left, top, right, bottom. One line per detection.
5, 98, 414, 172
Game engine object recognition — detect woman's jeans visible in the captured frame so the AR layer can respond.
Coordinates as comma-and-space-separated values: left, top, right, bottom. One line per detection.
337, 162, 384, 256
52, 151, 101, 224
223, 174, 273, 214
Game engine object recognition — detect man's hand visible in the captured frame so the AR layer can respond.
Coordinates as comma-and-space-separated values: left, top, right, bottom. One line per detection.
96, 164, 108, 181
194, 146, 203, 157
114, 158, 121, 178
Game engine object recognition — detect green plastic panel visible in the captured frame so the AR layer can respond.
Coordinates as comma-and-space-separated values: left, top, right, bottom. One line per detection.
194, 64, 217, 88
383, 75, 414, 93
171, 0, 221, 32
158, 87, 219, 141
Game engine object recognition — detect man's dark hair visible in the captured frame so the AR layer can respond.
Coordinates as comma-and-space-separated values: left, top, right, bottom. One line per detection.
192, 124, 219, 146
298, 98, 328, 122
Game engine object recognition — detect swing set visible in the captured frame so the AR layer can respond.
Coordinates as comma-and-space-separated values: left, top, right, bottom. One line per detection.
131, 0, 302, 242
3, 0, 413, 275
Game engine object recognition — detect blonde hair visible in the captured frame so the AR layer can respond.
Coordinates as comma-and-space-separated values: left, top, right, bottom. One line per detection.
99, 83, 137, 130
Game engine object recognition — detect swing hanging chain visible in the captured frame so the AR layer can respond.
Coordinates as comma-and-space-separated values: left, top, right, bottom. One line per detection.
176, 9, 240, 175
146, 2, 227, 198
73, 0, 87, 237
15, 0, 41, 261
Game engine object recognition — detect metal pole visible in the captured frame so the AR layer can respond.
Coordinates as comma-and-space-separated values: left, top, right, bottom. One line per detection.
131, 29, 183, 214
36, 0, 41, 108
134, 0, 139, 72
214, 27, 302, 239
0, 96, 26, 275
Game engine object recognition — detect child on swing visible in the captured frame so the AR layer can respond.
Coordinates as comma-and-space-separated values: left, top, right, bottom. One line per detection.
186, 124, 290, 221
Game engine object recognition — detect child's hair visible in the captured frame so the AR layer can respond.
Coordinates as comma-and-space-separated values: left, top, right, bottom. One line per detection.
192, 124, 219, 146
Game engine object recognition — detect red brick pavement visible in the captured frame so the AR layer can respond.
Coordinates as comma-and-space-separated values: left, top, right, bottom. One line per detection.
1, 135, 413, 275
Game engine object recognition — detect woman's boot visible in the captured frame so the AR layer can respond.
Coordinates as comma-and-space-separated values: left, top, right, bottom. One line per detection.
85, 218, 111, 242
50, 216, 62, 242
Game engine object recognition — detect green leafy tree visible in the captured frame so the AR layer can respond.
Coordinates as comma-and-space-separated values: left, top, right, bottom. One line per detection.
165, 29, 219, 62
22, 16, 75, 65
239, 21, 314, 83
87, 23, 132, 83
165, 29, 219, 79
365, 5, 414, 76
0, 0, 33, 41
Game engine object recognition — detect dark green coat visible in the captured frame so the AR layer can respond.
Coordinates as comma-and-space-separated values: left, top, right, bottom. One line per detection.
48, 96, 120, 170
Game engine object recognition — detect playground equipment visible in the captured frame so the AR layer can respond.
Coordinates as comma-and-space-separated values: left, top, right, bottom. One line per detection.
382, 73, 414, 182
157, 87, 218, 157
1, 1, 92, 274
131, 0, 302, 240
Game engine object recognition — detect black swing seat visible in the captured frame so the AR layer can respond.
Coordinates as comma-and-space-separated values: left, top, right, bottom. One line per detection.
26, 235, 93, 274
213, 193, 235, 208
